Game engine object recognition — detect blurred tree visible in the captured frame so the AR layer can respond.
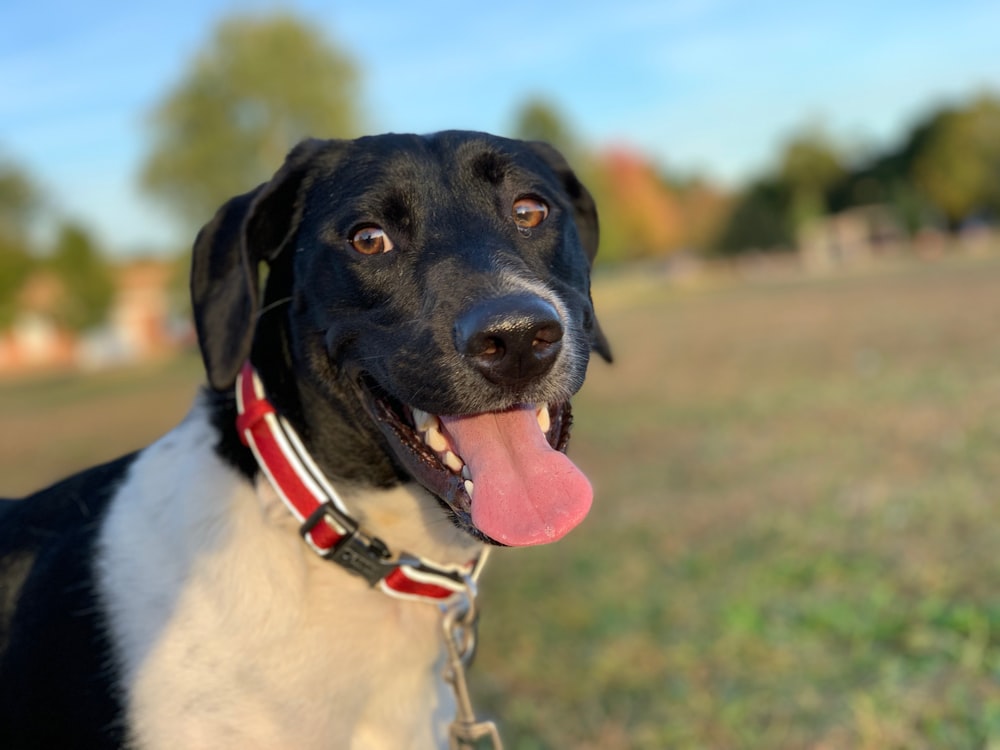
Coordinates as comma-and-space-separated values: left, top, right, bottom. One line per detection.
713, 126, 846, 255
671, 175, 732, 253
580, 161, 629, 264
0, 158, 39, 326
588, 149, 689, 262
511, 97, 579, 158
829, 159, 933, 236
0, 159, 39, 238
510, 97, 731, 263
0, 241, 34, 328
166, 249, 193, 317
712, 178, 794, 255
141, 13, 362, 232
830, 92, 1000, 233
778, 127, 845, 233
47, 222, 114, 331
909, 94, 1000, 227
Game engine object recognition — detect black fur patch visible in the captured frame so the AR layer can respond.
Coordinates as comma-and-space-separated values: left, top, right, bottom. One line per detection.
0, 454, 136, 748
470, 150, 510, 186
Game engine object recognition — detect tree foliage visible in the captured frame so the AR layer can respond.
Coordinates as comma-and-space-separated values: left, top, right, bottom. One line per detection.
713, 96, 1000, 254
0, 240, 33, 328
0, 158, 39, 326
588, 150, 687, 262
778, 127, 845, 231
141, 13, 362, 231
511, 97, 579, 159
47, 223, 115, 332
712, 178, 795, 255
909, 95, 1000, 226
510, 97, 733, 263
712, 129, 845, 256
0, 159, 39, 240
830, 93, 1000, 234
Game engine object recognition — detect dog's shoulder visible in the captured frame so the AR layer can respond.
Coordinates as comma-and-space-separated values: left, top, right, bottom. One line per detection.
0, 453, 138, 547
0, 454, 137, 749
0, 453, 139, 608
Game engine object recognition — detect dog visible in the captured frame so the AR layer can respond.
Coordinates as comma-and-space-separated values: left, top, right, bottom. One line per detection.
0, 131, 611, 749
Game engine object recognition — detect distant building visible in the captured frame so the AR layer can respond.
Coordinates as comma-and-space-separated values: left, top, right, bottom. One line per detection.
0, 313, 76, 371
0, 259, 187, 374
799, 205, 905, 272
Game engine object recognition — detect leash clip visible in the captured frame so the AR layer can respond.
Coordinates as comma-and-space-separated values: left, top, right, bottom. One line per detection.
300, 501, 394, 586
442, 577, 504, 750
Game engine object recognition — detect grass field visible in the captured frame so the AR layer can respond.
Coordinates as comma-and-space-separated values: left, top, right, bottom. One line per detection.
3, 255, 1000, 748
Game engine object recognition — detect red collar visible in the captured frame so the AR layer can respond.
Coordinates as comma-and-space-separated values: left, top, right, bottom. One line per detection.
234, 362, 482, 603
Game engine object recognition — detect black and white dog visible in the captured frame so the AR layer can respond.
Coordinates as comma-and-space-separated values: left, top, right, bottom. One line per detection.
0, 131, 610, 749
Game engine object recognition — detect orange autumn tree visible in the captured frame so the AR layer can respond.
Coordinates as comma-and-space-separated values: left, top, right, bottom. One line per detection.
587, 148, 728, 263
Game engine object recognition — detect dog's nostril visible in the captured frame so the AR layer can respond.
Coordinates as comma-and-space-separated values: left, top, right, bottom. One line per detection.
533, 322, 562, 349
454, 294, 564, 386
481, 336, 503, 358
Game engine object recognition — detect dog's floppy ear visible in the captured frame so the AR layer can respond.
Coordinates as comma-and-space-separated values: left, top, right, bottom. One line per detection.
527, 141, 612, 363
191, 139, 322, 391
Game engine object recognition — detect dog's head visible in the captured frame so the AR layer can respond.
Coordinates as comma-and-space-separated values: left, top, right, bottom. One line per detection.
192, 131, 610, 546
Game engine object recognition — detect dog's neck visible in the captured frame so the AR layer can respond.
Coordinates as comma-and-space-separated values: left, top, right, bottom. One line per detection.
211, 381, 482, 562
242, 298, 406, 488
208, 361, 400, 490
203, 289, 483, 575
97, 401, 469, 747
233, 362, 483, 595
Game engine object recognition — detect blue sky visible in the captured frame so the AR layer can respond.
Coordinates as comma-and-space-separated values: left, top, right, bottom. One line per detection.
2, 0, 999, 255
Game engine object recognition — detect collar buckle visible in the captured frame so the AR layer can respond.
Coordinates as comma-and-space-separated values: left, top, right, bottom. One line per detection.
300, 501, 395, 586
239, 362, 486, 602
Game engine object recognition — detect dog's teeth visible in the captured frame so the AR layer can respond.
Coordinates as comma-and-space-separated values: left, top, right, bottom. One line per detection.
461, 465, 472, 481
464, 480, 475, 498
443, 451, 463, 473
424, 425, 448, 452
412, 408, 437, 433
536, 404, 551, 434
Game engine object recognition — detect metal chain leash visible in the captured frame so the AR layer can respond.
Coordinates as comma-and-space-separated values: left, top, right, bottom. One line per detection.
440, 575, 504, 750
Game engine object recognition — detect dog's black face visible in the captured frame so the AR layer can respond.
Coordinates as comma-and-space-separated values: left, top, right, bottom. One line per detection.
192, 131, 610, 546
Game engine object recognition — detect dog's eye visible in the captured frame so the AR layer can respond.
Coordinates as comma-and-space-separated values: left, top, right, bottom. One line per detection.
512, 197, 549, 229
349, 225, 394, 255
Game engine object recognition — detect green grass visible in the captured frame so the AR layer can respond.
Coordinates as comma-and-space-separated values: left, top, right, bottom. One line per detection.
0, 354, 204, 496
475, 256, 1000, 749
3, 255, 1000, 748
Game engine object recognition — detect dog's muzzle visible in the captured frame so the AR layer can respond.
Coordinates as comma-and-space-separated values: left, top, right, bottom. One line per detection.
453, 294, 564, 387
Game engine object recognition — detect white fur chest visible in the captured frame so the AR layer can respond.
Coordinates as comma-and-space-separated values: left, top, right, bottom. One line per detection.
95, 403, 481, 749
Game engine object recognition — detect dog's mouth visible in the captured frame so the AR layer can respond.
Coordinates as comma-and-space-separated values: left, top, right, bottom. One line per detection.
361, 382, 592, 547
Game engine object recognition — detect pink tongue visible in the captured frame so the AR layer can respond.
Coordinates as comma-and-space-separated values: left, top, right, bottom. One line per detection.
439, 406, 592, 546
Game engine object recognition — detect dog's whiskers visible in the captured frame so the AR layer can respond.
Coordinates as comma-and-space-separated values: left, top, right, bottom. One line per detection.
257, 296, 293, 319
351, 354, 391, 364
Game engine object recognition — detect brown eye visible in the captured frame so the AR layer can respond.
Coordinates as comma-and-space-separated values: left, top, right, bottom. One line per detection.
512, 196, 549, 229
349, 225, 394, 255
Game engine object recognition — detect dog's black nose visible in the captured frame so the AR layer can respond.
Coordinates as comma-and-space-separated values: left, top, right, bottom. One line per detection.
454, 294, 564, 386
